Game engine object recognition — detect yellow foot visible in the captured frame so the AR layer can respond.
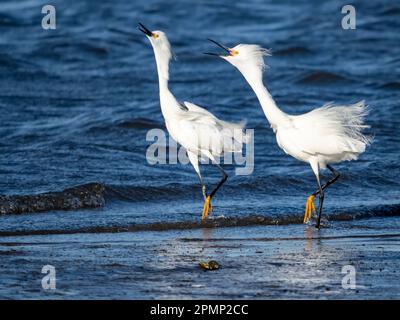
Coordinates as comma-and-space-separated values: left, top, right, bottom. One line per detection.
201, 196, 211, 220
303, 195, 316, 223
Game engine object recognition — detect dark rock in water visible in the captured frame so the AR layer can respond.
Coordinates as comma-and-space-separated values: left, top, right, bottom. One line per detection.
0, 183, 105, 215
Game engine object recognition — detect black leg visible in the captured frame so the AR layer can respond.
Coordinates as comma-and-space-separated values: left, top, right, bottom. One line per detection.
315, 178, 324, 229
210, 163, 228, 199
312, 165, 340, 197
314, 165, 340, 229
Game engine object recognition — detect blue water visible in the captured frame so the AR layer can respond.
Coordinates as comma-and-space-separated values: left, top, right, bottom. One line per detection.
0, 0, 399, 233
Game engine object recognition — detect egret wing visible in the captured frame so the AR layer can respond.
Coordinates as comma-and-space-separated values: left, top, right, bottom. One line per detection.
176, 101, 248, 156
287, 102, 370, 156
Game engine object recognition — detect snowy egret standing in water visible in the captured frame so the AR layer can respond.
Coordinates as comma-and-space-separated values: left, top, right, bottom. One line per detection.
206, 40, 371, 228
138, 24, 248, 220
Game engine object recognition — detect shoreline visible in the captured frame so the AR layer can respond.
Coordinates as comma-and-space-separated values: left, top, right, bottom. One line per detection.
0, 216, 398, 299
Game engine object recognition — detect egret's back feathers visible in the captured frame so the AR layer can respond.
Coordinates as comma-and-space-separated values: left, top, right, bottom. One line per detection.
278, 101, 371, 166
176, 101, 249, 156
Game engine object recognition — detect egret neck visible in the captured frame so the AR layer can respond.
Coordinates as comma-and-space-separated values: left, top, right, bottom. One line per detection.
240, 68, 289, 129
152, 44, 180, 118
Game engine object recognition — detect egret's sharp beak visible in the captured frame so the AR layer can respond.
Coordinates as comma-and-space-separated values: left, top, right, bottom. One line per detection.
203, 52, 221, 57
204, 38, 232, 57
138, 22, 153, 37
208, 39, 230, 53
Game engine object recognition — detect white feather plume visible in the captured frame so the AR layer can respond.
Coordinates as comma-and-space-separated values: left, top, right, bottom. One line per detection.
234, 44, 271, 70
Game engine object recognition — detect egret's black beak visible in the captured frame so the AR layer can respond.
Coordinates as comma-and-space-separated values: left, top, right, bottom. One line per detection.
138, 22, 153, 37
204, 39, 231, 57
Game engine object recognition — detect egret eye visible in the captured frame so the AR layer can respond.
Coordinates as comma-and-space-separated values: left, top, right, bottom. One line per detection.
152, 33, 159, 39
230, 49, 239, 56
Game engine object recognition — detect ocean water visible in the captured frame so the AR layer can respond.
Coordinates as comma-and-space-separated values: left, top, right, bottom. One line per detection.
0, 0, 399, 256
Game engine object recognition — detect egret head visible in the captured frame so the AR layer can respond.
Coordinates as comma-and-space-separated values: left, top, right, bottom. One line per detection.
138, 23, 173, 79
138, 23, 172, 61
205, 40, 271, 79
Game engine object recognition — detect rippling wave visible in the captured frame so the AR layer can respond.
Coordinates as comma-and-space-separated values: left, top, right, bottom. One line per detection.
0, 183, 105, 215
296, 71, 349, 84
0, 202, 399, 237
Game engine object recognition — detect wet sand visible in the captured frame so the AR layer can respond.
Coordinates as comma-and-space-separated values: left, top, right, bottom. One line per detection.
0, 216, 398, 299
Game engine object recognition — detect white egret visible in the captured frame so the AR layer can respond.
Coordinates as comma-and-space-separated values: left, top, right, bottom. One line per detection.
206, 40, 371, 228
138, 24, 248, 220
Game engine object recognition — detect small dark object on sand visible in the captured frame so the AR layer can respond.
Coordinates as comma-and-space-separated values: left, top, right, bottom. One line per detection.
199, 260, 220, 271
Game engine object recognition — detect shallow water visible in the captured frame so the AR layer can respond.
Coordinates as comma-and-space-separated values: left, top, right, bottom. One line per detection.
0, 0, 399, 299
0, 0, 399, 229
0, 217, 399, 299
